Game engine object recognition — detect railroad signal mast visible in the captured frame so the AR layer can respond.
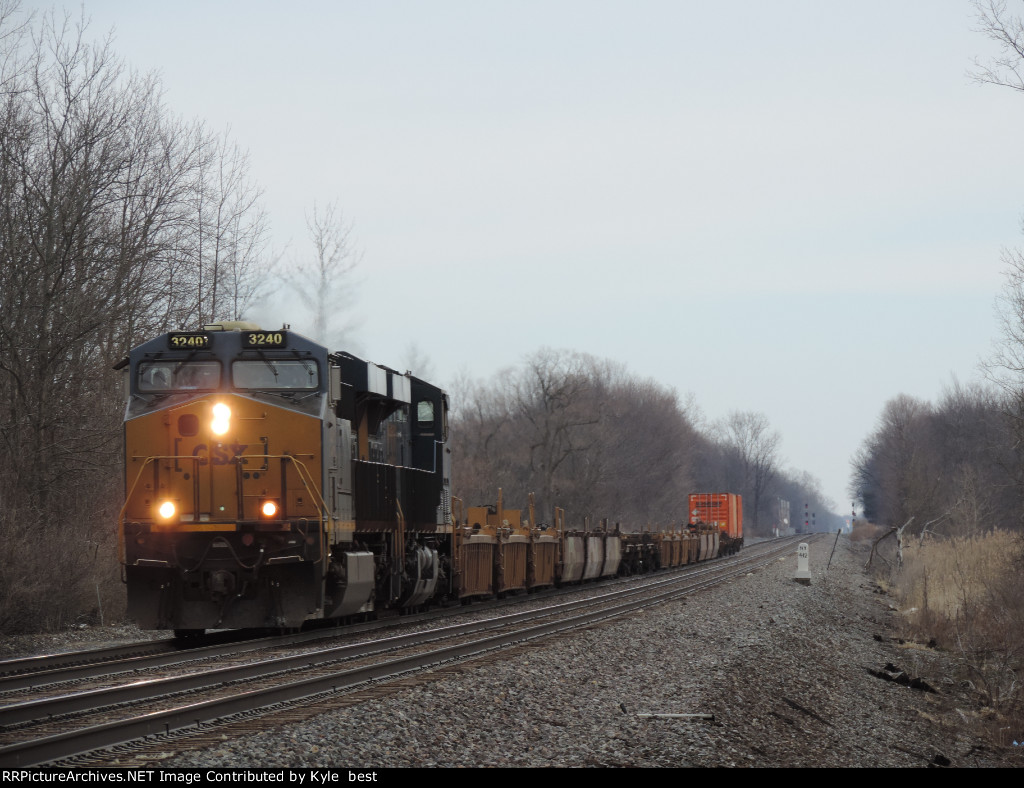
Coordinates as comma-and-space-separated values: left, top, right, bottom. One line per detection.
802, 503, 816, 532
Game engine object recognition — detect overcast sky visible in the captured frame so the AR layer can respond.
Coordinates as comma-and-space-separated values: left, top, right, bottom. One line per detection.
35, 0, 1024, 512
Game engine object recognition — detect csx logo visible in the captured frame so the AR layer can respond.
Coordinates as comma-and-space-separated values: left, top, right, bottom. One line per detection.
191, 443, 248, 465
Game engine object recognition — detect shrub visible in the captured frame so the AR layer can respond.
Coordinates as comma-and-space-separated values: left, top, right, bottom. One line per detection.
895, 531, 1024, 726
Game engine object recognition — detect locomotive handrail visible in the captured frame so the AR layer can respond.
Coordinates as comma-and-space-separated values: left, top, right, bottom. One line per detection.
555, 506, 565, 566
238, 452, 329, 568
236, 452, 329, 517
118, 453, 330, 567
451, 495, 464, 582
118, 455, 204, 565
395, 498, 406, 567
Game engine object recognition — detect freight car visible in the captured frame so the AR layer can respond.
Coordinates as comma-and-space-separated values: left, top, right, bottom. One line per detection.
688, 492, 743, 555
117, 324, 743, 634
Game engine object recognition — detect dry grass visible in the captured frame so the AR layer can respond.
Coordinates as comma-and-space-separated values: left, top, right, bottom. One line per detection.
850, 520, 887, 543
0, 510, 126, 635
894, 530, 1024, 734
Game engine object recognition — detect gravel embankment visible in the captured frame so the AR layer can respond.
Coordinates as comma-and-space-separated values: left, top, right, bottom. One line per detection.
156, 536, 1019, 767
0, 624, 164, 661
6, 536, 1021, 767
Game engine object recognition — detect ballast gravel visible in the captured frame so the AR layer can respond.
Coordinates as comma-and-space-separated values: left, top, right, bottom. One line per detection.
8, 536, 1022, 767
159, 536, 1020, 767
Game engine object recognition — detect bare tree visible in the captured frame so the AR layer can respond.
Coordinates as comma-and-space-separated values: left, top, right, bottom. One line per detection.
852, 395, 939, 529
986, 248, 1024, 386
977, 244, 1024, 524
447, 369, 519, 507
0, 0, 30, 93
188, 129, 269, 325
510, 349, 607, 522
0, 5, 274, 631
283, 201, 360, 347
971, 1, 1024, 527
0, 8, 166, 628
448, 347, 845, 535
594, 374, 699, 527
448, 348, 704, 527
849, 387, 1022, 536
971, 0, 1024, 93
720, 411, 781, 534
971, 2, 1024, 399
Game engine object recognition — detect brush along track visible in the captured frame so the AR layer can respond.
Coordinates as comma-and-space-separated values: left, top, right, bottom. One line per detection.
0, 535, 816, 767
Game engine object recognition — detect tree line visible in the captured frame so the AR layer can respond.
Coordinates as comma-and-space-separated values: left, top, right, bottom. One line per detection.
449, 347, 838, 536
851, 383, 1024, 534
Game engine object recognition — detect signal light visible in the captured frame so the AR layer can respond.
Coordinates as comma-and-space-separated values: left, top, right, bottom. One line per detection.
158, 501, 176, 520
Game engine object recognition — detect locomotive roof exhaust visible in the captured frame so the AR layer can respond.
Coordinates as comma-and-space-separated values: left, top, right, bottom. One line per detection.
203, 321, 262, 332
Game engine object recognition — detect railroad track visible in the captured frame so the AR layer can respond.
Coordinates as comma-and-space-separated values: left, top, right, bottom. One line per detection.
0, 604, 503, 691
0, 552, 745, 690
0, 534, 811, 692
0, 534, 817, 767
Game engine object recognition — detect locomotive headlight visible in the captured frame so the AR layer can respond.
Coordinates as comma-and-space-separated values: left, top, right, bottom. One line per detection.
158, 500, 176, 519
260, 500, 279, 518
211, 402, 231, 436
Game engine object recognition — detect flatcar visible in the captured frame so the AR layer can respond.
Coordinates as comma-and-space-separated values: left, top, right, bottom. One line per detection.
117, 323, 743, 634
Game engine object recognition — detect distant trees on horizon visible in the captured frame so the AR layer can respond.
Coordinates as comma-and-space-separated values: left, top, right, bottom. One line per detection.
449, 347, 838, 535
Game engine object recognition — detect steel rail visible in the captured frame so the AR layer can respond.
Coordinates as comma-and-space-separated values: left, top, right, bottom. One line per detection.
0, 534, 806, 693
0, 538, 804, 726
0, 536, 816, 767
0, 534, 806, 700
0, 641, 181, 683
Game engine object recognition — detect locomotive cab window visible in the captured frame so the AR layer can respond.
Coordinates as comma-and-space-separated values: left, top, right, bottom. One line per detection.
232, 359, 319, 390
138, 360, 221, 392
416, 399, 434, 430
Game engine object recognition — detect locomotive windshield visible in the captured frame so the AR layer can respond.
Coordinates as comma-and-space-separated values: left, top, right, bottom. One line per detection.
136, 359, 320, 393
232, 359, 319, 390
138, 360, 222, 392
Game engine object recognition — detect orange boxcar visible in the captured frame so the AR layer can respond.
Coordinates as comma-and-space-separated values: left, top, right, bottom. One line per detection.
688, 493, 743, 555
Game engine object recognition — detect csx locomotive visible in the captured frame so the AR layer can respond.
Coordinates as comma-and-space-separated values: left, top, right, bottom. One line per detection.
118, 323, 742, 635
118, 322, 450, 635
